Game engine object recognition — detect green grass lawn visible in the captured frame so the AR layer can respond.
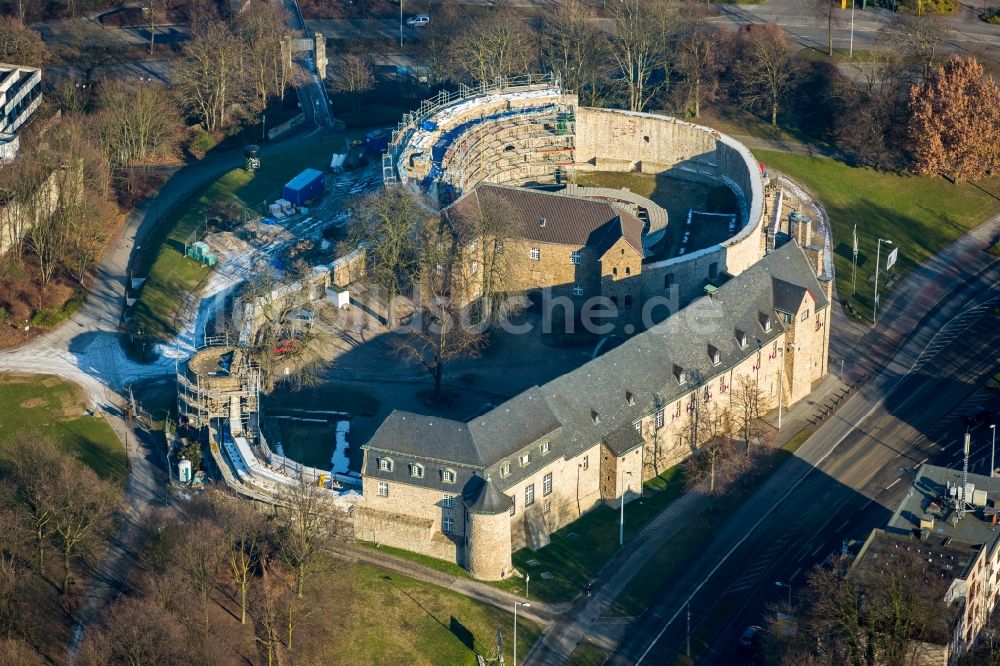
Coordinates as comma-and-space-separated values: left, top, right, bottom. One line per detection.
756, 151, 1000, 321
569, 640, 609, 665
331, 562, 541, 665
130, 135, 346, 346
513, 465, 686, 603
0, 374, 126, 485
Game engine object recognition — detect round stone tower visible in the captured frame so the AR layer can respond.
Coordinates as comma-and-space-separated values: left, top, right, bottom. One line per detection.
463, 475, 513, 581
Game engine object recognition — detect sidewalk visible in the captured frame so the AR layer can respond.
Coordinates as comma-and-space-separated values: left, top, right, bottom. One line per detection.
523, 375, 851, 665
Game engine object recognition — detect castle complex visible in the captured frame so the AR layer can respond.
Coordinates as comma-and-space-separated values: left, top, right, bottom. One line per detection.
196, 77, 833, 580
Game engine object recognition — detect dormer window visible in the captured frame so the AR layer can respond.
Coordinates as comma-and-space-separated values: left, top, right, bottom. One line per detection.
519, 452, 531, 467
541, 441, 550, 455
759, 313, 771, 333
673, 365, 686, 385
379, 457, 393, 472
409, 463, 424, 478
501, 461, 511, 477
736, 329, 748, 348
591, 410, 601, 424
626, 391, 635, 406
708, 345, 721, 366
539, 217, 547, 227
441, 468, 456, 483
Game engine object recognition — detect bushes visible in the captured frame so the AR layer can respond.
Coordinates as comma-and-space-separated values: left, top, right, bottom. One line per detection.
28, 290, 84, 329
187, 128, 219, 158
984, 7, 1000, 23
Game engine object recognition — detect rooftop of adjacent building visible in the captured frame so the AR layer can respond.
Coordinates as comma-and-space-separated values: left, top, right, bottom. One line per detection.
0, 63, 40, 100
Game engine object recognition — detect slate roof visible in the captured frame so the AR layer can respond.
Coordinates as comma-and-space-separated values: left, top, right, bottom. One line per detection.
463, 475, 515, 515
362, 241, 829, 494
444, 184, 645, 256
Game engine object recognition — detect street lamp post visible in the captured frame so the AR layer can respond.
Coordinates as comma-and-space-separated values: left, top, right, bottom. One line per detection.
873, 238, 893, 325
775, 580, 792, 607
619, 469, 633, 546
991, 424, 997, 478
513, 601, 531, 666
849, 0, 856, 58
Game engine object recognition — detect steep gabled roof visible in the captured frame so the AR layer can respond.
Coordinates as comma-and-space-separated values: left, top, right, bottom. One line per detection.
444, 184, 645, 255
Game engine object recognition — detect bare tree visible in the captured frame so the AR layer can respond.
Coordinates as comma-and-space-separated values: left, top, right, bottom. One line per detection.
0, 17, 45, 67
450, 8, 536, 84
95, 80, 181, 189
540, 0, 611, 105
6, 436, 59, 570
885, 14, 949, 83
349, 186, 430, 329
683, 405, 750, 496
215, 494, 267, 626
275, 477, 345, 599
237, 4, 293, 113
733, 23, 799, 127
178, 518, 226, 629
607, 0, 676, 112
815, 0, 843, 57
674, 22, 724, 118
731, 375, 767, 455
330, 54, 375, 117
175, 22, 249, 132
77, 596, 189, 666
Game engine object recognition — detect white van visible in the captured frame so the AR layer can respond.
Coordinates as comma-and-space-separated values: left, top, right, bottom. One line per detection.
405, 14, 429, 27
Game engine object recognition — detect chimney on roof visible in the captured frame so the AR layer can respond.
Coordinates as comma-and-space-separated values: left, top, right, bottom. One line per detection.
803, 244, 825, 279
789, 210, 812, 246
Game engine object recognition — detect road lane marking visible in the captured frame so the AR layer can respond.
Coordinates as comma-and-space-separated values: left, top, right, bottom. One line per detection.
917, 458, 928, 466
790, 567, 801, 581
835, 519, 849, 532
811, 544, 824, 557
885, 478, 901, 490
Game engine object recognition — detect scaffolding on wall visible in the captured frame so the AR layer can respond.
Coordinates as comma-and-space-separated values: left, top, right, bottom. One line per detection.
176, 338, 261, 435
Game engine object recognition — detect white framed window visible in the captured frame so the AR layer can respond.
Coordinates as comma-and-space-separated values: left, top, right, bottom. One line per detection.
442, 494, 455, 508
801, 309, 810, 321
581, 455, 589, 470
655, 409, 664, 429
442, 517, 454, 533
378, 481, 389, 497
543, 473, 552, 496
525, 484, 535, 506
410, 463, 423, 478
469, 239, 478, 252
495, 241, 504, 254
541, 441, 550, 455
519, 452, 531, 467
379, 457, 393, 472
634, 419, 642, 433
442, 468, 456, 483
543, 499, 551, 514
510, 498, 516, 516
572, 285, 584, 296
570, 251, 581, 265
501, 462, 511, 477
530, 248, 540, 261
471, 260, 479, 275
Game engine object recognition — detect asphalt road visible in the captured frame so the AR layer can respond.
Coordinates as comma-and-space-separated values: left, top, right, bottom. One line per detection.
610, 260, 1000, 665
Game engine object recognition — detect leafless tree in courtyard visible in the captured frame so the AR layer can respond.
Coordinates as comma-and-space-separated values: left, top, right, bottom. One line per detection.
733, 23, 799, 127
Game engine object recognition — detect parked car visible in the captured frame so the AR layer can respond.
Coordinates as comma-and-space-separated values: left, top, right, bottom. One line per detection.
738, 625, 763, 650
405, 14, 429, 27
966, 408, 997, 428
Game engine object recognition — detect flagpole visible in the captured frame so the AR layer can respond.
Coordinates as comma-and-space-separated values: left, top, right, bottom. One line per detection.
852, 224, 858, 295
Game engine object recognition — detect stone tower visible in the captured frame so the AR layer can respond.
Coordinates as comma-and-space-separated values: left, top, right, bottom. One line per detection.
463, 475, 514, 581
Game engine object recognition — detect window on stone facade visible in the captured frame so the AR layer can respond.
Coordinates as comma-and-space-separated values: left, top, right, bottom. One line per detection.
525, 484, 535, 506
784, 312, 793, 324
501, 462, 511, 477
496, 241, 504, 254
543, 499, 551, 513
541, 441, 550, 455
543, 473, 553, 496
530, 248, 540, 261
443, 494, 455, 508
471, 261, 479, 275
443, 517, 454, 533
625, 267, 631, 276
378, 481, 389, 497
581, 455, 589, 470
520, 452, 531, 467
612, 267, 618, 277
573, 286, 584, 296
801, 309, 810, 321
510, 498, 516, 516
442, 468, 456, 483
410, 463, 424, 478
655, 409, 664, 428
379, 457, 393, 472
570, 251, 581, 264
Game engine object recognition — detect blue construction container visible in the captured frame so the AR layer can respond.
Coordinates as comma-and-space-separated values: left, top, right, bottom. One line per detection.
282, 168, 325, 205
365, 130, 390, 153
